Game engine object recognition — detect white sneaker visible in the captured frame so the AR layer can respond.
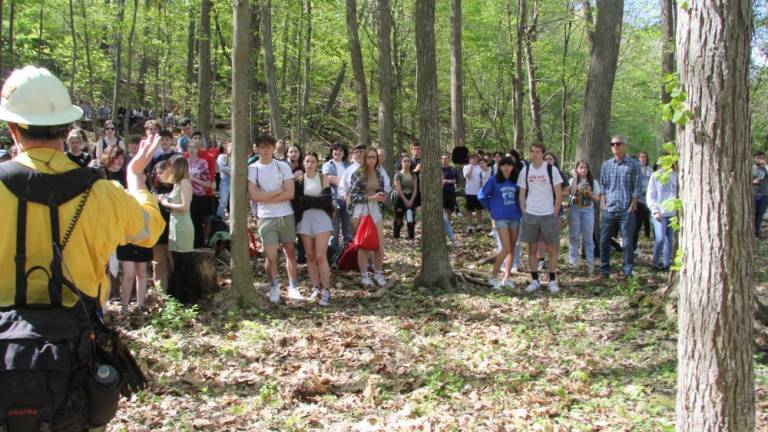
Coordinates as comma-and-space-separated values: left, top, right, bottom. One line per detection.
373, 272, 387, 286
287, 286, 305, 300
361, 273, 373, 288
308, 288, 320, 302
269, 285, 280, 303
489, 278, 501, 290
503, 278, 515, 289
525, 280, 541, 293
548, 280, 560, 294
318, 289, 330, 306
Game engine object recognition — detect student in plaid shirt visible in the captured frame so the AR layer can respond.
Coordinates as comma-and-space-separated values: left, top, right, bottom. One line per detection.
597, 135, 642, 280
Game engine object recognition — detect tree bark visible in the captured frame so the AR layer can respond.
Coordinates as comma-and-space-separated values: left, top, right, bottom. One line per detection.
378, 0, 395, 178
511, 0, 525, 151
250, 6, 262, 142
214, 10, 230, 63
523, 0, 543, 144
7, 0, 14, 71
126, 0, 138, 110
111, 0, 125, 124
0, 0, 4, 78
660, 0, 676, 144
279, 10, 290, 94
230, 0, 259, 307
67, 0, 77, 96
325, 61, 346, 115
79, 0, 95, 104
414, 0, 455, 291
560, 2, 574, 165
298, 0, 311, 144
198, 0, 213, 146
185, 6, 196, 118
450, 0, 465, 149
346, 0, 371, 147
261, 0, 284, 138
675, 1, 754, 430
575, 0, 623, 179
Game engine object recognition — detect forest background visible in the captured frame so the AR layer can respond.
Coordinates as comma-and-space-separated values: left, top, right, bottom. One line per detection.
3, 0, 766, 160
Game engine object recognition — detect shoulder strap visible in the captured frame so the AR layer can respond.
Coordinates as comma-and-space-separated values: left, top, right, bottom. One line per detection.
547, 164, 555, 202
0, 162, 100, 307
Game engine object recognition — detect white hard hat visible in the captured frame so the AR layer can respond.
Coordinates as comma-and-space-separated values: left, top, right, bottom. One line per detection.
0, 66, 82, 126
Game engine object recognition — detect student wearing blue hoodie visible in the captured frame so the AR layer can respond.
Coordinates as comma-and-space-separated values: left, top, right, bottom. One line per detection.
479, 157, 522, 289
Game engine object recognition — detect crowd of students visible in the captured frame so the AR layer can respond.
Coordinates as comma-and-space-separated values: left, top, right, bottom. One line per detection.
1, 112, 690, 310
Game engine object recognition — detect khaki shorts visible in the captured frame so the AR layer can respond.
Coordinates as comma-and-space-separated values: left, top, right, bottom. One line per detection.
519, 212, 560, 245
257, 214, 297, 246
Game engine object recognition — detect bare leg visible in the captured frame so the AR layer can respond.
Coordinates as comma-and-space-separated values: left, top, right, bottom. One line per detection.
135, 262, 147, 307
282, 242, 298, 282
263, 244, 279, 281
314, 232, 332, 289
301, 234, 320, 288
120, 261, 137, 307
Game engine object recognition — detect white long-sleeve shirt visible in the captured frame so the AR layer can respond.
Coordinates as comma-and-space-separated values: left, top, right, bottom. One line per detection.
646, 169, 677, 217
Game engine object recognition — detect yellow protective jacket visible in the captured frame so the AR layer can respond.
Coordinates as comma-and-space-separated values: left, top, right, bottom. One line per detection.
0, 148, 165, 307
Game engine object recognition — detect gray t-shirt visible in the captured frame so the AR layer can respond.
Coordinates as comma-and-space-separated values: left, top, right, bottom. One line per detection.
753, 164, 768, 195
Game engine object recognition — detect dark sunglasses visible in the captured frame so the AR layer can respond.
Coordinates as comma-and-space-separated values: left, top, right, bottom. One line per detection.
610, 141, 624, 147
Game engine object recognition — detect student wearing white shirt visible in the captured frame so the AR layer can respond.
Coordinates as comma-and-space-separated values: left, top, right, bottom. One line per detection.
463, 154, 485, 234
247, 135, 303, 304
322, 142, 353, 250
517, 143, 563, 294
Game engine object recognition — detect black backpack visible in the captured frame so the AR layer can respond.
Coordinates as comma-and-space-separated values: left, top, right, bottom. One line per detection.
0, 161, 145, 431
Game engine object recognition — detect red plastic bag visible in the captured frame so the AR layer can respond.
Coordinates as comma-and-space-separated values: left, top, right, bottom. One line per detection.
354, 214, 380, 251
335, 241, 359, 271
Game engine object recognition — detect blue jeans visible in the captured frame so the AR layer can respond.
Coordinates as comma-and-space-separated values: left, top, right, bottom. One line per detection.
216, 176, 231, 219
600, 210, 635, 276
651, 215, 674, 268
330, 197, 353, 250
568, 206, 595, 267
754, 194, 768, 238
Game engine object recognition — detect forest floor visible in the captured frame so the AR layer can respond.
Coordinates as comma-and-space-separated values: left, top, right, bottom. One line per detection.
105, 217, 768, 431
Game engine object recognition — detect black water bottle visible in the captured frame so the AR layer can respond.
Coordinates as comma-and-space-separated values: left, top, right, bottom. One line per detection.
86, 364, 121, 426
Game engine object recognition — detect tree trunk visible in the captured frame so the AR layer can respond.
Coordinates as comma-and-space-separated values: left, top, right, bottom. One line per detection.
7, 0, 14, 71
414, 0, 455, 291
298, 0, 311, 144
214, 10, 230, 63
675, 1, 754, 430
250, 6, 262, 142
450, 0, 465, 149
378, 0, 395, 178
126, 0, 138, 109
523, 0, 543, 144
511, 0, 525, 151
231, 0, 259, 307
198, 0, 213, 145
560, 1, 573, 165
185, 6, 196, 118
279, 10, 290, 94
575, 0, 623, 179
0, 0, 4, 78
261, 0, 284, 138
67, 0, 77, 96
661, 0, 676, 144
79, 0, 95, 104
346, 0, 371, 147
325, 61, 346, 115
111, 0, 125, 124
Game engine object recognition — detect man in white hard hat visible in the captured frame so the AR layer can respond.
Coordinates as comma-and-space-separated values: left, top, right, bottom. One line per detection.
0, 66, 165, 430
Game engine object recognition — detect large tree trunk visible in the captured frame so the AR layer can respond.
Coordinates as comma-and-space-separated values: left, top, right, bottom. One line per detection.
185, 6, 196, 118
111, 0, 125, 124
260, 0, 284, 138
560, 2, 573, 164
675, 1, 754, 429
378, 0, 395, 177
449, 0, 465, 149
231, 0, 259, 307
297, 0, 311, 144
511, 0, 525, 151
279, 10, 290, 94
67, 0, 77, 96
575, 0, 623, 179
661, 0, 676, 144
346, 0, 371, 147
7, 0, 14, 72
414, 0, 455, 291
523, 0, 543, 144
250, 6, 262, 142
198, 0, 213, 146
79, 0, 95, 103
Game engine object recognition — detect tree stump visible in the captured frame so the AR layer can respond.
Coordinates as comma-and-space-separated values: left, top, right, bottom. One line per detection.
189, 248, 218, 296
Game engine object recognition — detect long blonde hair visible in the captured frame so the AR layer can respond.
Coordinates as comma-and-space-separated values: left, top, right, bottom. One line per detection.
162, 154, 190, 184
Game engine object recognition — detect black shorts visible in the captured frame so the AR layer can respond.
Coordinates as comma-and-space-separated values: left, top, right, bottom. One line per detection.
465, 194, 483, 212
443, 190, 456, 211
116, 244, 153, 262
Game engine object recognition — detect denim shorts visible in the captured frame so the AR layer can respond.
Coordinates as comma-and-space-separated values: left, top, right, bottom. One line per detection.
495, 219, 520, 229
